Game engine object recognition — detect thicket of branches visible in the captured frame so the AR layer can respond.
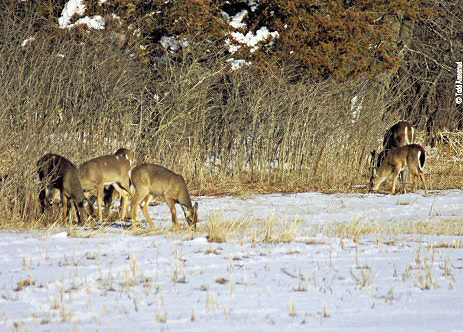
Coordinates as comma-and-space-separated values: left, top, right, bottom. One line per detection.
0, 0, 460, 227
76, 0, 460, 130
386, 1, 462, 132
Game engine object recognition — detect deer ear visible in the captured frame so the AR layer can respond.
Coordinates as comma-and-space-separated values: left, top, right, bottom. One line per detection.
194, 202, 198, 211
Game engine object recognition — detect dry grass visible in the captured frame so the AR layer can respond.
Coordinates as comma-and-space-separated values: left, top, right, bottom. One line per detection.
309, 219, 463, 241
63, 216, 463, 246
205, 215, 253, 243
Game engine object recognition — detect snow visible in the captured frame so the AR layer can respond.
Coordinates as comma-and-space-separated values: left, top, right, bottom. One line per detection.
229, 27, 279, 54
351, 94, 362, 124
1, 190, 463, 331
227, 58, 250, 70
225, 26, 279, 69
58, 0, 86, 28
222, 10, 248, 29
221, 2, 279, 69
67, 16, 106, 30
59, 0, 106, 30
21, 37, 35, 48
160, 36, 190, 52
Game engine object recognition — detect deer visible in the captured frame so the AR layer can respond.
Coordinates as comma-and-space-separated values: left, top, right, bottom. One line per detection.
383, 121, 415, 151
130, 163, 198, 229
371, 121, 415, 193
369, 144, 428, 195
79, 148, 134, 222
37, 153, 91, 224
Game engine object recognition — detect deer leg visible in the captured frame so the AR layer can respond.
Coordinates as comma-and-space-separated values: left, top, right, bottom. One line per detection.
96, 184, 104, 221
61, 192, 68, 222
372, 177, 384, 192
38, 188, 47, 213
141, 195, 155, 229
83, 192, 96, 217
400, 166, 408, 194
38, 183, 51, 213
72, 197, 89, 225
130, 187, 148, 227
411, 173, 417, 192
121, 192, 128, 220
130, 196, 140, 226
419, 172, 428, 195
164, 197, 178, 229
112, 183, 129, 220
391, 167, 401, 195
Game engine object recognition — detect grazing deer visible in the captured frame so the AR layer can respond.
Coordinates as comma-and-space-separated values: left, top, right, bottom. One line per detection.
370, 144, 428, 195
79, 148, 133, 221
371, 121, 415, 192
130, 163, 198, 229
37, 153, 90, 223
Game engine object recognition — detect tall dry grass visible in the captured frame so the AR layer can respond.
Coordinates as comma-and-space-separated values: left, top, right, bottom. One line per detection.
0, 6, 147, 228
139, 55, 387, 194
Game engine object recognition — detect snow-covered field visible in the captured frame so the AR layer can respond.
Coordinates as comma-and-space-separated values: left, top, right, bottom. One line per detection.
1, 190, 463, 331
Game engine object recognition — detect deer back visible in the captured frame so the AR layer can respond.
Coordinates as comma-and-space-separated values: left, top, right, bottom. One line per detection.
383, 121, 414, 150
404, 144, 426, 171
132, 163, 193, 208
37, 153, 86, 205
79, 154, 131, 186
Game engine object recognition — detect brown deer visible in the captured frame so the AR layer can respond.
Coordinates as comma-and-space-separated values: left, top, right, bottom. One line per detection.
383, 121, 415, 150
37, 153, 91, 223
130, 163, 198, 229
371, 121, 415, 193
79, 148, 133, 221
370, 144, 428, 195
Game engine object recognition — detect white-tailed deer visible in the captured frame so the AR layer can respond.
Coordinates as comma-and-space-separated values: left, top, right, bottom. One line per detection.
371, 121, 415, 192
130, 163, 198, 229
79, 148, 133, 221
37, 153, 90, 223
383, 121, 415, 150
370, 144, 428, 195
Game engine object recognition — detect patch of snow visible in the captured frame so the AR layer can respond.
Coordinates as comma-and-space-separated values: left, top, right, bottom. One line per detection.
222, 9, 248, 29
59, 0, 106, 29
58, 0, 86, 28
248, 0, 258, 11
227, 58, 251, 70
225, 38, 240, 54
222, 1, 278, 69
21, 37, 35, 48
67, 16, 106, 30
50, 232, 68, 239
229, 27, 279, 53
160, 36, 190, 51
351, 94, 363, 124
